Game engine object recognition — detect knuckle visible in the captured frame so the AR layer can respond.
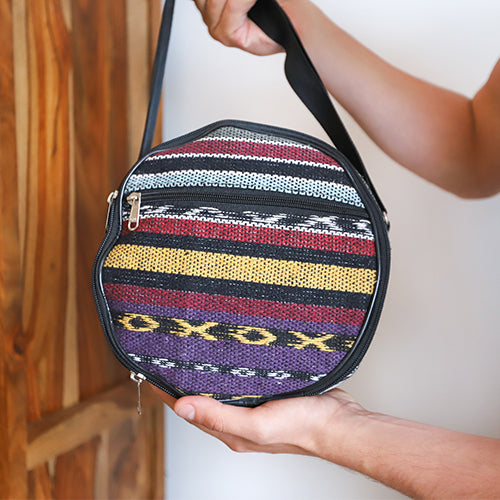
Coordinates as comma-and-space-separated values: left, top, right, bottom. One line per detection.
207, 24, 220, 40
209, 25, 233, 46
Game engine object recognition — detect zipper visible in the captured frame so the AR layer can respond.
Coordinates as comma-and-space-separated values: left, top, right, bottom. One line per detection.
146, 119, 387, 216
127, 192, 141, 231
92, 193, 182, 401
288, 191, 391, 398
130, 372, 146, 415
94, 183, 390, 406
125, 189, 369, 231
105, 186, 388, 403
105, 190, 118, 230
93, 125, 391, 406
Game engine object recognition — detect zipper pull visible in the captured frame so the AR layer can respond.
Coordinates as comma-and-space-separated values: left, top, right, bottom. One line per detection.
130, 371, 146, 415
105, 190, 118, 230
383, 211, 390, 231
127, 192, 141, 231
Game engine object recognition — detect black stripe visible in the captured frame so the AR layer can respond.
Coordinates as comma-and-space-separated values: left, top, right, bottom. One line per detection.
118, 231, 377, 269
137, 156, 350, 184
102, 267, 372, 309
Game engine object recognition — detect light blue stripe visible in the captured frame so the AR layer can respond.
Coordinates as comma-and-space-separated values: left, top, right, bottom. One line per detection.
126, 170, 364, 207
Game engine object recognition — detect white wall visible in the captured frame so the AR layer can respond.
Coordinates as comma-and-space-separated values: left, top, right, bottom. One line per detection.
161, 1, 500, 498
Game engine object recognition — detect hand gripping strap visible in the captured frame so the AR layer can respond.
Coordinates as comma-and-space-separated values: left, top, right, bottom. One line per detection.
139, 0, 386, 213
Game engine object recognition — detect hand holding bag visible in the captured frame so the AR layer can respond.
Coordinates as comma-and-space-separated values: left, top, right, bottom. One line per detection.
92, 0, 391, 408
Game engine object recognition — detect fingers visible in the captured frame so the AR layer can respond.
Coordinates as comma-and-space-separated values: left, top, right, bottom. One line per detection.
150, 384, 269, 450
150, 381, 258, 437
194, 0, 254, 39
194, 0, 225, 36
174, 395, 258, 436
209, 0, 257, 44
174, 396, 265, 452
173, 395, 308, 454
192, 0, 283, 55
152, 385, 366, 459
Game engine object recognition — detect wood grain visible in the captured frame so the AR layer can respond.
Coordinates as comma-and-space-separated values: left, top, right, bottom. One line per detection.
27, 381, 159, 470
127, 0, 150, 163
94, 429, 111, 498
1, 0, 164, 497
72, 0, 133, 401
0, 0, 28, 497
107, 405, 165, 500
12, 0, 28, 258
53, 439, 99, 499
23, 0, 71, 422
145, 403, 166, 499
27, 464, 52, 500
62, 0, 80, 410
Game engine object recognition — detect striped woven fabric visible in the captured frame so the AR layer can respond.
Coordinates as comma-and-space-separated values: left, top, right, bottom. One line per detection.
102, 125, 378, 404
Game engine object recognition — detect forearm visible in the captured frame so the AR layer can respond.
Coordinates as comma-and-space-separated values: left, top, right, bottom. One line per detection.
312, 409, 500, 499
160, 383, 500, 498
278, 0, 492, 197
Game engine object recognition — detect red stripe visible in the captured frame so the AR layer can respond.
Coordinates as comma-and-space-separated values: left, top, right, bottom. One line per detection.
124, 218, 375, 256
148, 139, 341, 167
103, 283, 366, 326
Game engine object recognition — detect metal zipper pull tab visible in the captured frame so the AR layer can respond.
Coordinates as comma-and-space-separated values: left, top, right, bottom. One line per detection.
383, 211, 390, 231
130, 372, 146, 415
127, 192, 141, 231
105, 190, 118, 230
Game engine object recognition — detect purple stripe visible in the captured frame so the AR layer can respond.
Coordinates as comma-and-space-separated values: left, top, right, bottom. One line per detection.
143, 362, 312, 395
115, 327, 346, 374
109, 299, 360, 336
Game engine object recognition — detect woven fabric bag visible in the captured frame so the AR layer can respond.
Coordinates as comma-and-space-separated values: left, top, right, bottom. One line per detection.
93, 0, 390, 408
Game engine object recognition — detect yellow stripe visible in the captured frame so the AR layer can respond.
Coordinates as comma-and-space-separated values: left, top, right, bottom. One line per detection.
104, 244, 376, 294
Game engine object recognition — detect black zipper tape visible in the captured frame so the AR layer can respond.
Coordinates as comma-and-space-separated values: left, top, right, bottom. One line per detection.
134, 188, 369, 218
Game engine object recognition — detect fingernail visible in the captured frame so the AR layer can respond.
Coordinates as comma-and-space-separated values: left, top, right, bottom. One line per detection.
176, 404, 195, 421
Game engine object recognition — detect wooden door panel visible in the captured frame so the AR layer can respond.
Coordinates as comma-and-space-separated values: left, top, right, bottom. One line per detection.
22, 0, 72, 423
71, 0, 130, 401
0, 0, 28, 498
0, 0, 164, 497
28, 465, 53, 500
53, 439, 100, 500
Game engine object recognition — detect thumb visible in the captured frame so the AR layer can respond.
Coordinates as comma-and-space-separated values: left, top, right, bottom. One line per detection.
173, 395, 256, 436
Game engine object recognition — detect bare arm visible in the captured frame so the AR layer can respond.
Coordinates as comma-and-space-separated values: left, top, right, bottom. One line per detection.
154, 387, 500, 499
156, 3, 500, 496
194, 0, 500, 198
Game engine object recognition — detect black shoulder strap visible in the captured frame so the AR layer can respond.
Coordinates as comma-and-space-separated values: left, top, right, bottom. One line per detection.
139, 0, 386, 213
138, 0, 175, 160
